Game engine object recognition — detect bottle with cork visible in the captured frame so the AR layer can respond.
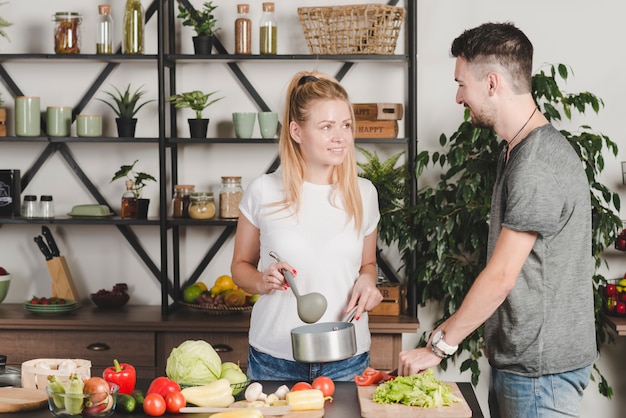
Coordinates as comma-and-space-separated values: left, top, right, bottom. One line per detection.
259, 2, 277, 55
96, 4, 113, 54
235, 4, 251, 55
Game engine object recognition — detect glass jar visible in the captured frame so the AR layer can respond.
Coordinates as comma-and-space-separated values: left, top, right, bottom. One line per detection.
219, 176, 243, 219
39, 195, 55, 218
53, 12, 82, 54
259, 2, 277, 55
96, 4, 114, 54
22, 195, 37, 218
235, 4, 251, 55
123, 0, 144, 54
172, 185, 194, 218
189, 192, 216, 220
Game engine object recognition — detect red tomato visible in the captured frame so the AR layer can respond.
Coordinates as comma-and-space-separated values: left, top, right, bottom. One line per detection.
165, 391, 186, 414
354, 367, 384, 386
291, 381, 313, 391
143, 393, 167, 417
312, 376, 335, 397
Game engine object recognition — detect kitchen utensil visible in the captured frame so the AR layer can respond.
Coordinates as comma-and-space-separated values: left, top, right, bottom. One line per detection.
356, 383, 472, 418
33, 227, 81, 306
0, 387, 48, 413
291, 319, 356, 363
269, 251, 327, 324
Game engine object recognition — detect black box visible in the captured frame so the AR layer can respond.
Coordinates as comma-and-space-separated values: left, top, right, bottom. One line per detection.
0, 170, 21, 217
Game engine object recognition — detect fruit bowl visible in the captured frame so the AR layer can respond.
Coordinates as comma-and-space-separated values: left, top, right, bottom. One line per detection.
602, 278, 626, 317
46, 383, 118, 417
90, 292, 129, 309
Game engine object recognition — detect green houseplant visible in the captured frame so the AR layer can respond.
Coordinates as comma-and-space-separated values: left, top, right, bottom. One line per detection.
0, 2, 12, 42
111, 160, 157, 219
360, 64, 621, 397
177, 1, 219, 55
167, 90, 223, 138
98, 84, 155, 138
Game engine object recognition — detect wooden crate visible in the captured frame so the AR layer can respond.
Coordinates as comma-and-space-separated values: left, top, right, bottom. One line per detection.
355, 120, 398, 139
353, 103, 403, 121
370, 282, 405, 316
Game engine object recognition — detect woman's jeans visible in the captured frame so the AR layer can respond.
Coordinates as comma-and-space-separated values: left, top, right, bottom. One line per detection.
247, 346, 369, 382
489, 365, 592, 417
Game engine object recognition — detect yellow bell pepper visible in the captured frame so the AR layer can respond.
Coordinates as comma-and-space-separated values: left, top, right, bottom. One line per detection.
210, 409, 263, 418
286, 389, 328, 411
180, 378, 234, 408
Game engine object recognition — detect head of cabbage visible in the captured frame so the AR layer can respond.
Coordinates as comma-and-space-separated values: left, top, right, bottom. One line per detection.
165, 340, 222, 386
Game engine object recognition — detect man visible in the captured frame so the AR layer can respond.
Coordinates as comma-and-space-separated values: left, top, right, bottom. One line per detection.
398, 22, 597, 417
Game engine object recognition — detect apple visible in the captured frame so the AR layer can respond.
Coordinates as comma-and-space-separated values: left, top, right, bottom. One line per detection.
617, 238, 626, 250
0, 267, 8, 275
605, 284, 617, 296
617, 301, 626, 316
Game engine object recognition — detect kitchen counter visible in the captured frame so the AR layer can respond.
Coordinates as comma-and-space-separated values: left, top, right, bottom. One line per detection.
607, 316, 626, 335
0, 380, 484, 417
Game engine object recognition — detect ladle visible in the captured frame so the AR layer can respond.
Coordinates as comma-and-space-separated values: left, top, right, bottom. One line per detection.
269, 251, 327, 323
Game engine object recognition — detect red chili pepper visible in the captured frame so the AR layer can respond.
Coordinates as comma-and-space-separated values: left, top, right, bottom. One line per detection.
102, 359, 136, 395
146, 376, 181, 399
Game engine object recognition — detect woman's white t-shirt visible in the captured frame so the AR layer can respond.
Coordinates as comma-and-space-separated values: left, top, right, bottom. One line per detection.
239, 170, 380, 361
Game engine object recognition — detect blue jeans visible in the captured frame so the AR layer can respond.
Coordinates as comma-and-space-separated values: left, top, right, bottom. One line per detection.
247, 346, 369, 382
488, 365, 592, 418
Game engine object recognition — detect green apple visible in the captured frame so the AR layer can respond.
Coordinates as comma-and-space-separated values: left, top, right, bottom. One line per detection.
221, 367, 248, 395
221, 361, 242, 374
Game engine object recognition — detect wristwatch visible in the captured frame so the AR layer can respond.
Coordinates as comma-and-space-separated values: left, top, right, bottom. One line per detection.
430, 330, 458, 357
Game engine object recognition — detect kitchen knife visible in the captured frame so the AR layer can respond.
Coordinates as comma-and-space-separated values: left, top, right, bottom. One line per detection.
41, 226, 60, 257
33, 236, 52, 261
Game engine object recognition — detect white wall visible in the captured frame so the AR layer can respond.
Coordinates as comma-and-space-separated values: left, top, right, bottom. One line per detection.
1, 0, 625, 416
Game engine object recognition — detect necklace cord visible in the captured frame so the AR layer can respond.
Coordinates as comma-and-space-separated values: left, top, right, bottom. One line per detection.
508, 107, 537, 150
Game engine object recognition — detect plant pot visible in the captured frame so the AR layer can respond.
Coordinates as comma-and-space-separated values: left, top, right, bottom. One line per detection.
137, 198, 150, 219
188, 118, 209, 138
192, 36, 214, 55
116, 117, 138, 138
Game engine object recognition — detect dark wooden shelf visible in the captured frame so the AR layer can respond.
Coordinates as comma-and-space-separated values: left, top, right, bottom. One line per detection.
166, 53, 409, 62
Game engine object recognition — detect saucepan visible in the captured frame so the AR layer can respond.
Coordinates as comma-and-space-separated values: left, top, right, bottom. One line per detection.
290, 306, 357, 363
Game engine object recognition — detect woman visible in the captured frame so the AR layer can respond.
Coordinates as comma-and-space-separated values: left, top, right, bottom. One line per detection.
231, 70, 382, 381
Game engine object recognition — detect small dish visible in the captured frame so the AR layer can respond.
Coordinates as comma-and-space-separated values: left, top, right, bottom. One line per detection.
90, 293, 129, 308
68, 204, 114, 217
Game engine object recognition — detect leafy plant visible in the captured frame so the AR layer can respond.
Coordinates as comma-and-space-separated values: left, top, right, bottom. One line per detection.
177, 1, 219, 37
0, 92, 4, 107
167, 90, 223, 119
0, 2, 12, 41
360, 64, 621, 397
111, 160, 156, 198
98, 84, 155, 119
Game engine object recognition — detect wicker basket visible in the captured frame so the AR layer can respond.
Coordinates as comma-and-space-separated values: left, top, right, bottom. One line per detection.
298, 4, 406, 55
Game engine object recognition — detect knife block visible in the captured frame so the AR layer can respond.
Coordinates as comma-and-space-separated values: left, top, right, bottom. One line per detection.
47, 257, 80, 306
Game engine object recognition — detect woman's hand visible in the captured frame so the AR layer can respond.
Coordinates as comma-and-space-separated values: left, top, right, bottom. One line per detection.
259, 262, 293, 294
345, 274, 383, 320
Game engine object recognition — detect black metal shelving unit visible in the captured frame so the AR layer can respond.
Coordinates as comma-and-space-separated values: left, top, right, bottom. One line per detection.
0, 0, 417, 317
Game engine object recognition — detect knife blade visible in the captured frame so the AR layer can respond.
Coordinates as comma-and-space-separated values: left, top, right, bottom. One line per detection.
41, 226, 60, 257
34, 236, 52, 261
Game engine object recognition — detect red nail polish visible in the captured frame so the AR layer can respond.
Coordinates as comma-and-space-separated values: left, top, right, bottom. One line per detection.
355, 316, 360, 321
292, 269, 297, 275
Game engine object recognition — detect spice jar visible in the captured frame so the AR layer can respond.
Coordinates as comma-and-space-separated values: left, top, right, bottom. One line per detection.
172, 185, 195, 218
22, 195, 38, 218
189, 192, 216, 220
219, 176, 243, 219
235, 4, 251, 55
53, 12, 82, 54
39, 195, 55, 218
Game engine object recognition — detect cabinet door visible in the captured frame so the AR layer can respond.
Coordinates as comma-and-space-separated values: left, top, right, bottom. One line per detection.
3, 330, 156, 378
157, 332, 249, 374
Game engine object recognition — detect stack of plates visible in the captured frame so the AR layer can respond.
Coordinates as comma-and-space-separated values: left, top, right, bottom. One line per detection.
24, 300, 78, 315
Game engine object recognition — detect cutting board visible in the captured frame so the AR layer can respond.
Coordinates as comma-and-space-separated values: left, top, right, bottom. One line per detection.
357, 382, 472, 418
0, 387, 48, 413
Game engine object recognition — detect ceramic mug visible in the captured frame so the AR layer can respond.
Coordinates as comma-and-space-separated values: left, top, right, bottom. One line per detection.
258, 112, 278, 139
232, 112, 256, 138
15, 96, 41, 137
46, 106, 72, 137
76, 114, 102, 137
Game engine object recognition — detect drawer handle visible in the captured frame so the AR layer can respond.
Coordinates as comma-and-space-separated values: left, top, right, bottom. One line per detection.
212, 344, 233, 353
87, 342, 111, 351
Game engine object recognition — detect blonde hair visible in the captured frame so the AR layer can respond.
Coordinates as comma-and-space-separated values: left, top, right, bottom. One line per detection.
277, 70, 363, 231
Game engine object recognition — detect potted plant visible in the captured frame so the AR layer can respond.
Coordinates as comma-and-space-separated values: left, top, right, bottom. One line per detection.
177, 1, 219, 55
97, 84, 155, 138
0, 2, 12, 43
166, 90, 223, 138
111, 160, 157, 219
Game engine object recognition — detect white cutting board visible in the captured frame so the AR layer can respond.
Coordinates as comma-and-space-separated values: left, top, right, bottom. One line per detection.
0, 387, 48, 413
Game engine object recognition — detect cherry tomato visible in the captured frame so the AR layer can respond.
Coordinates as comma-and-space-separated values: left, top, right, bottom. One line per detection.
312, 376, 335, 397
143, 393, 167, 417
291, 381, 313, 391
165, 391, 186, 414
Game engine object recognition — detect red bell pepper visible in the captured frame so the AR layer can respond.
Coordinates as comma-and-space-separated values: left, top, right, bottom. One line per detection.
146, 376, 181, 399
102, 359, 136, 395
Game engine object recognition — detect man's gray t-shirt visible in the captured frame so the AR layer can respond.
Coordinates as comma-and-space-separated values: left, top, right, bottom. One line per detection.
484, 124, 597, 376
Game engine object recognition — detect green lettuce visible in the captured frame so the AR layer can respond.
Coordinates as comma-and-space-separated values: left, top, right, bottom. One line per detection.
372, 369, 462, 408
165, 340, 222, 386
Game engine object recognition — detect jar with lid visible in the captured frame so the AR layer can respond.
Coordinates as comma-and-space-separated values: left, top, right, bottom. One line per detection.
121, 179, 138, 219
172, 185, 195, 218
259, 3, 277, 54
22, 195, 37, 218
189, 192, 216, 220
53, 12, 82, 54
219, 176, 243, 219
39, 195, 55, 218
96, 4, 114, 54
123, 0, 144, 54
235, 4, 251, 54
